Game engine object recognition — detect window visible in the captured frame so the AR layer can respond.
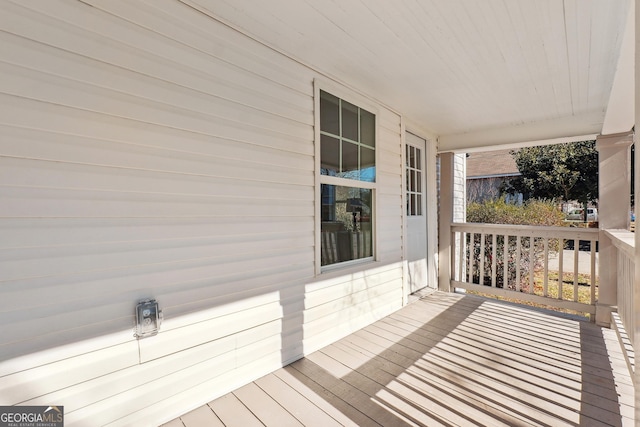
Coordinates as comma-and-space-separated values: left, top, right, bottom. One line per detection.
318, 89, 376, 268
406, 145, 423, 216
320, 91, 375, 181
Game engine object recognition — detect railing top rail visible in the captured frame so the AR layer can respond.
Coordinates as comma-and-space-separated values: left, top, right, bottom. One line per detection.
604, 228, 635, 259
451, 222, 599, 240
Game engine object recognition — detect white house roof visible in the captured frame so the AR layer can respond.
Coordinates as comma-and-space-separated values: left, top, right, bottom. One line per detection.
191, 0, 633, 152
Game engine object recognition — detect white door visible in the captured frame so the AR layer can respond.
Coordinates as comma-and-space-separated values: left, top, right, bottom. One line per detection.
406, 132, 428, 294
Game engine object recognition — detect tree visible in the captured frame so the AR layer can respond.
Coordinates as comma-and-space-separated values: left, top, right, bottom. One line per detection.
503, 140, 598, 219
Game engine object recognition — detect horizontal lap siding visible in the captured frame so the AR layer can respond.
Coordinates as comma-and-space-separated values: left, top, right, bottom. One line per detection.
376, 114, 404, 263
301, 109, 404, 354
0, 0, 405, 425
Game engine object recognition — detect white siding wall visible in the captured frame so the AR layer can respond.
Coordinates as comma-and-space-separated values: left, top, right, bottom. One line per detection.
0, 1, 404, 425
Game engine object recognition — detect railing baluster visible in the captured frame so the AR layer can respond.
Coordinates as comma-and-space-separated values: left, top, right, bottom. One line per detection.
558, 241, 564, 300
491, 234, 497, 288
468, 233, 474, 284
479, 233, 486, 285
503, 235, 509, 289
573, 240, 579, 302
458, 233, 467, 282
451, 232, 462, 282
529, 236, 534, 294
515, 236, 521, 292
543, 238, 549, 297
452, 230, 457, 282
590, 239, 596, 305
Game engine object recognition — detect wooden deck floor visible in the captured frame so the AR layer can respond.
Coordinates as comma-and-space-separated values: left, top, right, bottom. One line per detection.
163, 292, 633, 427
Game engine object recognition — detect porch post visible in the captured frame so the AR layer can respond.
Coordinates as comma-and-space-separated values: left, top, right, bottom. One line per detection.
438, 152, 455, 292
595, 132, 633, 327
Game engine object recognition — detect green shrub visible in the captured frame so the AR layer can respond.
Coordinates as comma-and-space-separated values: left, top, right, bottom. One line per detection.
466, 198, 565, 226
465, 198, 566, 290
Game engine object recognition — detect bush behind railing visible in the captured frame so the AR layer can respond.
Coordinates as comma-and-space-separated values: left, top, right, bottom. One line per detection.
466, 198, 566, 227
466, 198, 566, 290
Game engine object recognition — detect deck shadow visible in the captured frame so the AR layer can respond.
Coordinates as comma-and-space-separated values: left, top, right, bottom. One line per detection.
284, 292, 632, 426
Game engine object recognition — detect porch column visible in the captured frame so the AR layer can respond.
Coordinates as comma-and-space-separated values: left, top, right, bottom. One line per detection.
438, 152, 455, 292
595, 132, 633, 327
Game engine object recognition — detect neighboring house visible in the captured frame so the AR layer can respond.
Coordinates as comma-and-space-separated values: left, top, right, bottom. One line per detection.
466, 149, 523, 204
0, 2, 633, 426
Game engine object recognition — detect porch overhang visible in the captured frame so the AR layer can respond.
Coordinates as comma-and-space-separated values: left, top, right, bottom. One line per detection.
192, 0, 634, 152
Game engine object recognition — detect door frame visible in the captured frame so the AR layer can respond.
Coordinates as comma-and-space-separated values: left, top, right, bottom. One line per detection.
402, 123, 439, 305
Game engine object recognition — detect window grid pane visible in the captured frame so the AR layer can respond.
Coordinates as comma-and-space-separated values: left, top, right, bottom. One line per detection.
319, 91, 375, 183
320, 134, 340, 176
342, 141, 359, 178
406, 146, 423, 217
320, 91, 340, 135
341, 100, 359, 141
361, 110, 375, 148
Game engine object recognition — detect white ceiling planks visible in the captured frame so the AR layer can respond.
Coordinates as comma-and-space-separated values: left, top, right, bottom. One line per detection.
187, 0, 631, 151
602, 1, 635, 135
507, 2, 567, 119
584, 1, 628, 110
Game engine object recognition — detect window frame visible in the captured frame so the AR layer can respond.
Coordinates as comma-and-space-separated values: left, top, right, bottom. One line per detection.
314, 79, 379, 274
406, 143, 425, 217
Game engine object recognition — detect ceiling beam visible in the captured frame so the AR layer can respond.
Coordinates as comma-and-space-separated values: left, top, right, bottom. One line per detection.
437, 111, 601, 153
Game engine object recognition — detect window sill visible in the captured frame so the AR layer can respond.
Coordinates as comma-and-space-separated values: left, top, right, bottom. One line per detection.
318, 257, 377, 277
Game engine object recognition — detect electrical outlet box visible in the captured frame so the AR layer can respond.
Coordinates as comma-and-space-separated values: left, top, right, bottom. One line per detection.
135, 299, 162, 338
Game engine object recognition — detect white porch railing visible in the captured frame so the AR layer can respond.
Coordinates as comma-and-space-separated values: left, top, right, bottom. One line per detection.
451, 223, 599, 315
605, 229, 635, 347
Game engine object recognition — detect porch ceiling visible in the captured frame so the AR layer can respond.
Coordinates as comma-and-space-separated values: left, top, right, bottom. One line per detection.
187, 0, 633, 152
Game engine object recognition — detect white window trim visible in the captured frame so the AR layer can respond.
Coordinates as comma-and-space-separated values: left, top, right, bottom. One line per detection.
314, 78, 380, 275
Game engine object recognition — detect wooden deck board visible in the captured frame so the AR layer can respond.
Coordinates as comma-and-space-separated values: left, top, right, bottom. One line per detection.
179, 405, 223, 427
207, 393, 264, 427
275, 366, 378, 427
160, 418, 185, 427
254, 373, 344, 427
233, 381, 304, 426
165, 292, 634, 427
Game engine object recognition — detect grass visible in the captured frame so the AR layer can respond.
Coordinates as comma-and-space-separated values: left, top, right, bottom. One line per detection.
467, 270, 598, 319
537, 271, 597, 302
